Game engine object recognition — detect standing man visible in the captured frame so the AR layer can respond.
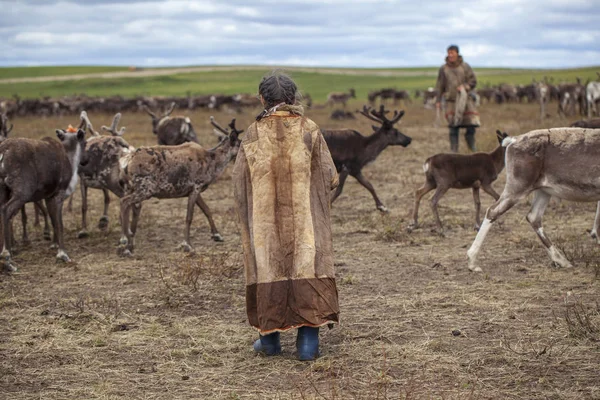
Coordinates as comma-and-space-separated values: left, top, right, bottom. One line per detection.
435, 45, 480, 152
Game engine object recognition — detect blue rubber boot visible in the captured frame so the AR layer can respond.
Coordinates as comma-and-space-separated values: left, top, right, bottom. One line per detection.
296, 327, 320, 361
253, 332, 281, 356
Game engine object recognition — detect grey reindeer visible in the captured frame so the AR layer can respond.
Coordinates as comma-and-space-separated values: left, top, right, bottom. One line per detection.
117, 117, 243, 257
142, 101, 199, 145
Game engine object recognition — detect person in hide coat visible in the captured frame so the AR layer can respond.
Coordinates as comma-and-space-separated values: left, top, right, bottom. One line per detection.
435, 44, 481, 152
232, 71, 340, 361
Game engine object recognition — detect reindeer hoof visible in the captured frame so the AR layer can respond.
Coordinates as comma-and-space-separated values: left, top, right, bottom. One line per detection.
119, 237, 128, 246
178, 242, 194, 253
77, 230, 89, 239
117, 246, 133, 258
56, 251, 71, 263
43, 232, 52, 241
377, 205, 389, 213
211, 233, 224, 242
406, 222, 418, 233
49, 243, 58, 250
468, 263, 483, 273
2, 260, 17, 273
591, 230, 598, 240
474, 224, 480, 231
98, 216, 109, 230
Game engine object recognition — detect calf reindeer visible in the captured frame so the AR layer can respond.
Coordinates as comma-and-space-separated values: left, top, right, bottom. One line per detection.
326, 88, 356, 108
322, 105, 412, 212
143, 102, 199, 145
0, 127, 87, 271
77, 112, 135, 238
467, 128, 600, 272
410, 130, 509, 234
117, 118, 243, 256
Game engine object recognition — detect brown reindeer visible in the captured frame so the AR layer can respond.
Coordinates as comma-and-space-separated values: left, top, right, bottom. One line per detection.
467, 128, 600, 272
0, 127, 87, 271
322, 105, 412, 212
76, 112, 135, 238
570, 118, 600, 129
117, 118, 243, 256
142, 102, 199, 145
326, 88, 356, 108
409, 130, 509, 234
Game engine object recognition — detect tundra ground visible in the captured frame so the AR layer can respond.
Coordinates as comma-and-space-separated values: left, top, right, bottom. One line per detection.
0, 101, 598, 399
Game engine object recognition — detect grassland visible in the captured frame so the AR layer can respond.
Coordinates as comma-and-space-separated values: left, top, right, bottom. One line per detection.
0, 65, 598, 101
0, 66, 129, 80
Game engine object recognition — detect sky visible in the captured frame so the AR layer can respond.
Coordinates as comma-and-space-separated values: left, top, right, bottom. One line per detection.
0, 0, 599, 69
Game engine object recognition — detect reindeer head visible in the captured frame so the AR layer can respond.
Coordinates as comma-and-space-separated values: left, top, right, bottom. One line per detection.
358, 105, 412, 147
143, 102, 176, 135
210, 116, 244, 158
101, 113, 126, 136
0, 112, 13, 142
55, 127, 89, 167
349, 88, 356, 98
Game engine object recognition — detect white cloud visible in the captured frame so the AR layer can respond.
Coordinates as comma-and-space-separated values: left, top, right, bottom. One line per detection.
0, 0, 598, 68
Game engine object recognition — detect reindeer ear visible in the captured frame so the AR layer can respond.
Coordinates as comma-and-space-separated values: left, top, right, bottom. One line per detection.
77, 129, 85, 140
56, 129, 66, 140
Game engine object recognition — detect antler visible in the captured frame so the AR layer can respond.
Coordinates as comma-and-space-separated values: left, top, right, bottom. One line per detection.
142, 104, 156, 118
101, 113, 126, 136
228, 118, 243, 134
371, 104, 404, 124
80, 111, 99, 136
357, 105, 384, 123
162, 102, 176, 117
210, 116, 230, 134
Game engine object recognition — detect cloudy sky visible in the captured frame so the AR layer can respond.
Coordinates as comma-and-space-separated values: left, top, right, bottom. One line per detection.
1, 0, 598, 68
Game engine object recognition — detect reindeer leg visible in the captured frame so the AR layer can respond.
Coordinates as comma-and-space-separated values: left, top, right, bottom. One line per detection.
481, 184, 500, 201
77, 183, 89, 238
429, 186, 449, 235
98, 189, 110, 231
66, 192, 73, 213
1, 195, 26, 272
330, 167, 349, 205
589, 201, 599, 244
467, 192, 525, 272
472, 186, 481, 231
54, 197, 70, 263
526, 190, 572, 268
408, 180, 435, 231
118, 195, 134, 257
179, 193, 198, 252
33, 201, 41, 227
354, 171, 388, 213
20, 205, 30, 245
35, 201, 51, 241
195, 194, 223, 242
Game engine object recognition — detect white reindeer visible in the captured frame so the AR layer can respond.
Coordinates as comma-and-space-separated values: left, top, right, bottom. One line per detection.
467, 128, 600, 272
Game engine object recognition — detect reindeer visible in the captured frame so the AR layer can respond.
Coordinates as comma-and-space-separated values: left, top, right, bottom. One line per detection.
326, 88, 356, 108
321, 105, 412, 212
75, 112, 135, 238
586, 75, 600, 118
0, 126, 87, 271
142, 102, 198, 145
1, 111, 51, 244
117, 118, 243, 256
570, 118, 600, 129
409, 130, 509, 234
467, 128, 600, 273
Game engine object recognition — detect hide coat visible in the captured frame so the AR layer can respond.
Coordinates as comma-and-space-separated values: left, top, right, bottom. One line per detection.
233, 105, 340, 335
436, 56, 480, 128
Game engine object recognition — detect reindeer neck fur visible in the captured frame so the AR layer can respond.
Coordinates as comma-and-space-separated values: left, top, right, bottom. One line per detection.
488, 143, 507, 174
362, 126, 392, 165
203, 139, 234, 183
65, 143, 82, 197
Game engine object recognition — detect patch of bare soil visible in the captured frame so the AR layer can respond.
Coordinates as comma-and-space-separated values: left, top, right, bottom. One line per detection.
0, 102, 598, 399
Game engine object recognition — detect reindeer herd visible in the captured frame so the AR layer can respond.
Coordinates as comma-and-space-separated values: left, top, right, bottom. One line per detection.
0, 80, 599, 275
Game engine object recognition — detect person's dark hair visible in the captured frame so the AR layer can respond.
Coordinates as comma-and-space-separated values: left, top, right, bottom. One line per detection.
258, 70, 299, 108
447, 44, 459, 53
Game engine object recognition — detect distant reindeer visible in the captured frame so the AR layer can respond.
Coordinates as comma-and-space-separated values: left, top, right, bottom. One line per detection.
409, 130, 509, 234
467, 128, 600, 272
76, 112, 135, 238
321, 105, 412, 212
570, 118, 600, 129
142, 102, 199, 145
326, 88, 356, 108
0, 126, 88, 271
117, 118, 243, 256
586, 74, 600, 118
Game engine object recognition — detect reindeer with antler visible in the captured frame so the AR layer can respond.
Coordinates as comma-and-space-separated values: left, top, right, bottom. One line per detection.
326, 88, 356, 108
321, 105, 412, 212
75, 112, 135, 238
117, 117, 243, 256
142, 101, 199, 145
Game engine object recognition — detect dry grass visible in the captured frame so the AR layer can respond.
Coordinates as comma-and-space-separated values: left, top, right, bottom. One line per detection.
0, 101, 599, 399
